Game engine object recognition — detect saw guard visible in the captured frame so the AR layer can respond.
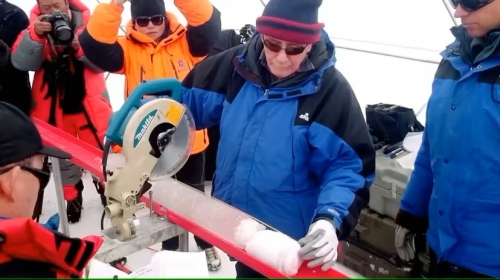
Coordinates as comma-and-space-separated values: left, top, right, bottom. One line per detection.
34, 118, 351, 278
105, 98, 195, 241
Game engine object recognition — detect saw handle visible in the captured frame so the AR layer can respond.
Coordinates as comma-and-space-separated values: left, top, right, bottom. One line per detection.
106, 78, 182, 145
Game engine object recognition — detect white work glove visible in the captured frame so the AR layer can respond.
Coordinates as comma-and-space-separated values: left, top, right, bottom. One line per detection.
297, 219, 339, 271
394, 226, 416, 261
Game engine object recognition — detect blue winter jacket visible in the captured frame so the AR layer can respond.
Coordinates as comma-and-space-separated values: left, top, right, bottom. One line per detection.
396, 26, 500, 277
178, 31, 375, 240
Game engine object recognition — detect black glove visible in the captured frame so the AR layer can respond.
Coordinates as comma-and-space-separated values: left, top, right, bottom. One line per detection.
0, 39, 10, 67
239, 24, 256, 43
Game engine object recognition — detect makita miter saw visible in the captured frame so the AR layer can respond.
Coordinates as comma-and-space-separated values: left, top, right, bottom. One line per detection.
101, 78, 195, 241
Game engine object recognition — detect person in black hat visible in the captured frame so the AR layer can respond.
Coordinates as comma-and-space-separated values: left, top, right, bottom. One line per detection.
0, 101, 103, 277
142, 0, 375, 277
0, 101, 72, 218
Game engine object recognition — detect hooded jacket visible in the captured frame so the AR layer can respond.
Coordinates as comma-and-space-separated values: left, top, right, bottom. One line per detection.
171, 31, 375, 240
79, 0, 222, 154
395, 26, 500, 278
0, 1, 31, 115
10, 0, 112, 147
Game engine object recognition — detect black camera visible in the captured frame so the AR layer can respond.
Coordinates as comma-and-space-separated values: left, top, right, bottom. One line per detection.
42, 10, 74, 46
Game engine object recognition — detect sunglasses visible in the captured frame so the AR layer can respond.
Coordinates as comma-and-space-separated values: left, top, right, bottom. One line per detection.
449, 0, 494, 11
262, 37, 307, 56
135, 15, 165, 28
0, 163, 51, 190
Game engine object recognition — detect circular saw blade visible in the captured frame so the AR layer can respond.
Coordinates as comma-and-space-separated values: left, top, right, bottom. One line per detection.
149, 104, 196, 180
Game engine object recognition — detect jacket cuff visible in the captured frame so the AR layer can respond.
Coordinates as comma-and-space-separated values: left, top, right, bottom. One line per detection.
394, 209, 428, 234
313, 213, 341, 237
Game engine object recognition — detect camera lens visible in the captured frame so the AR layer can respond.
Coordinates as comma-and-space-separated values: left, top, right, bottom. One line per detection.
56, 28, 73, 42
53, 21, 74, 45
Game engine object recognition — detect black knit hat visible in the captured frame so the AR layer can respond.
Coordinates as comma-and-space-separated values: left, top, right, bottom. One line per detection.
256, 0, 324, 44
130, 0, 166, 19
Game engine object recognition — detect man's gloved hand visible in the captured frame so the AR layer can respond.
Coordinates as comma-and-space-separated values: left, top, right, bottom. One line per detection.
0, 39, 10, 67
395, 226, 416, 261
297, 219, 339, 271
239, 24, 255, 43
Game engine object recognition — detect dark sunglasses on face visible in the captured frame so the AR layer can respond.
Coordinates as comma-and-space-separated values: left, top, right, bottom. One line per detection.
262, 37, 307, 56
449, 0, 494, 11
135, 15, 165, 28
0, 163, 51, 190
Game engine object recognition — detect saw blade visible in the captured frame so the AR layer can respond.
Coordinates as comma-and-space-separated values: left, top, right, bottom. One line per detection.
149, 105, 196, 180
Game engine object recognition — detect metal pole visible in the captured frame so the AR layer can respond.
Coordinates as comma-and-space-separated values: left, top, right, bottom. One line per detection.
335, 46, 440, 65
442, 0, 459, 27
178, 231, 189, 252
51, 158, 71, 236
331, 37, 442, 52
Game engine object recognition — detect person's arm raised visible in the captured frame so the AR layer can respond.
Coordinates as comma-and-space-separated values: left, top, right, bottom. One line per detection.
175, 0, 221, 58
78, 0, 128, 74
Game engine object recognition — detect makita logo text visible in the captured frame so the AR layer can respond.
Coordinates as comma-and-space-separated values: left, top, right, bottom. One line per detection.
135, 115, 153, 140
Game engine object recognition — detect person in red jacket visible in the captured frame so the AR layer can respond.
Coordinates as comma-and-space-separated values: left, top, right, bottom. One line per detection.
10, 0, 113, 223
0, 102, 102, 278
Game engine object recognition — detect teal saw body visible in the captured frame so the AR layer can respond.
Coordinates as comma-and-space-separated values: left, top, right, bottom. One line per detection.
102, 78, 196, 241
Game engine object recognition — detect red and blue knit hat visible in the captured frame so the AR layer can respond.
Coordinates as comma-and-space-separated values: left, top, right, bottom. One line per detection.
256, 0, 325, 44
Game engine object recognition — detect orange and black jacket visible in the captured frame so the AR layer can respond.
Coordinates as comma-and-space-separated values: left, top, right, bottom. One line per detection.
0, 218, 102, 278
79, 0, 221, 154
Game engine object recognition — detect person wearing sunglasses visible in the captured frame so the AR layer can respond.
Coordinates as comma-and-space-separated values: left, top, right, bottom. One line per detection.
393, 0, 500, 278
143, 0, 375, 277
79, 0, 223, 271
0, 101, 103, 277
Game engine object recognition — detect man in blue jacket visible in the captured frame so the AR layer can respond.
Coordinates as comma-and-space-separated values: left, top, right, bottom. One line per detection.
147, 0, 375, 277
394, 0, 500, 278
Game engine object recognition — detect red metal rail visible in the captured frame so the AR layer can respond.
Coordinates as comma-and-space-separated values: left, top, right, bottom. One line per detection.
34, 118, 349, 278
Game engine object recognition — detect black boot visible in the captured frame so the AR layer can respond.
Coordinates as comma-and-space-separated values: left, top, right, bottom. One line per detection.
67, 180, 84, 223
93, 180, 107, 207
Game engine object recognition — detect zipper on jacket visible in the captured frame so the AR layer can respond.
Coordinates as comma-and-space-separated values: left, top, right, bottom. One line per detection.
263, 88, 269, 95
170, 59, 179, 79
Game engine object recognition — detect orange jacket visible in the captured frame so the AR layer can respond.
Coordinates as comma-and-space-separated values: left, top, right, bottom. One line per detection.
0, 218, 102, 278
10, 0, 112, 146
79, 0, 222, 154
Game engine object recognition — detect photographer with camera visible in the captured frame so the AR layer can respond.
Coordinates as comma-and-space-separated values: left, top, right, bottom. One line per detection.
11, 0, 112, 224
0, 0, 31, 116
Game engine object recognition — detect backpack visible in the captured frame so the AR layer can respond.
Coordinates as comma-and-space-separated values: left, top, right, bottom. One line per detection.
366, 103, 424, 146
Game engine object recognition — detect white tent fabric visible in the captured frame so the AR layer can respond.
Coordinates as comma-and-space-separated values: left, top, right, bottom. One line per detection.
12, 0, 457, 122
